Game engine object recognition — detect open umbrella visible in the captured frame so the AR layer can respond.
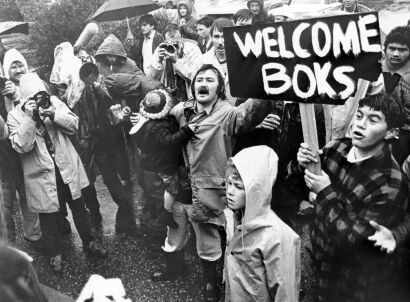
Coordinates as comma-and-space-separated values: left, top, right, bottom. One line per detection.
91, 0, 160, 22
0, 21, 29, 36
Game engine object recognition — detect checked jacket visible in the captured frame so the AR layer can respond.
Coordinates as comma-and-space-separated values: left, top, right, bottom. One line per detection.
310, 138, 409, 302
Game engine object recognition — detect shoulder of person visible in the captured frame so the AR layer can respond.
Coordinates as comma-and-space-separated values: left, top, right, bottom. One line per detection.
321, 137, 349, 157
171, 101, 185, 116
183, 39, 200, 50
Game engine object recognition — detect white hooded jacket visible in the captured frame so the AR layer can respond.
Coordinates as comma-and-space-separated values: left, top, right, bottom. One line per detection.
3, 48, 28, 80
225, 146, 301, 302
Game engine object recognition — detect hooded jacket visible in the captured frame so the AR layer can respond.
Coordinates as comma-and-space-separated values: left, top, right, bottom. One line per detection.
3, 49, 28, 81
50, 42, 85, 108
0, 49, 24, 179
247, 0, 268, 23
225, 146, 300, 302
95, 34, 144, 78
177, 1, 198, 41
7, 73, 89, 213
172, 95, 277, 223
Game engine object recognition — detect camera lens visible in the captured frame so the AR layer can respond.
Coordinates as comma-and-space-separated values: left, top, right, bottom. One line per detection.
165, 45, 176, 54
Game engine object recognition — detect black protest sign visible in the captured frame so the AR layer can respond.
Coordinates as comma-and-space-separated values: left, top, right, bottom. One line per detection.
223, 12, 382, 104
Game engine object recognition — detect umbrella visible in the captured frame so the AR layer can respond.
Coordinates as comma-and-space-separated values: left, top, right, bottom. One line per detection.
91, 0, 160, 22
0, 21, 29, 36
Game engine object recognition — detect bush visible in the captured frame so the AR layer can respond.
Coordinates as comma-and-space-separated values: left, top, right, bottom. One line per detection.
28, 0, 106, 78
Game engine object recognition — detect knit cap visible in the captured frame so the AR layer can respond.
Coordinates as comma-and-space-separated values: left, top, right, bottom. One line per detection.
139, 89, 172, 120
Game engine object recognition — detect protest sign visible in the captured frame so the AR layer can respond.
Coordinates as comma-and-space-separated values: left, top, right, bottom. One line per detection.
223, 12, 382, 104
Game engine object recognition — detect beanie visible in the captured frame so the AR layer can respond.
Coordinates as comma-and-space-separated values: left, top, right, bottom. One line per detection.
139, 89, 172, 120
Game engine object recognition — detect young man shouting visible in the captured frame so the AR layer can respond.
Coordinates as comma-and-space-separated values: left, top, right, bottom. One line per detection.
297, 94, 409, 301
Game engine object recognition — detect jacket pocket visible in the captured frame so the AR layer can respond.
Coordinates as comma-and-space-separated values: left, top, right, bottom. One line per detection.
191, 177, 227, 222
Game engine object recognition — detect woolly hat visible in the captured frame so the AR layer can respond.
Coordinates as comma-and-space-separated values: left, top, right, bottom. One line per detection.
3, 48, 28, 80
139, 89, 172, 120
247, 0, 264, 9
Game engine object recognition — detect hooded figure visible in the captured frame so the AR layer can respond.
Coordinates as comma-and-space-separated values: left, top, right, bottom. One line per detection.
3, 49, 28, 83
225, 146, 301, 302
50, 42, 85, 108
7, 73, 89, 213
247, 0, 268, 23
177, 0, 198, 41
95, 34, 144, 78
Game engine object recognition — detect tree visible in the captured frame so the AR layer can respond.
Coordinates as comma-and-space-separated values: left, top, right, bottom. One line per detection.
0, 0, 23, 21
28, 0, 106, 78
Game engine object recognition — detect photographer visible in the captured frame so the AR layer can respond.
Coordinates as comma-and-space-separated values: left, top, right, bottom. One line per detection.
148, 23, 201, 103
0, 49, 42, 247
7, 73, 107, 274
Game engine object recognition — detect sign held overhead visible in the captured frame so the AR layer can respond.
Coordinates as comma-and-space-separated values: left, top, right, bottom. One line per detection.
224, 12, 382, 104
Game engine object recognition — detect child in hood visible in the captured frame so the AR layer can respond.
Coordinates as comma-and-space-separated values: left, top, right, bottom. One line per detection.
224, 145, 301, 302
130, 89, 195, 228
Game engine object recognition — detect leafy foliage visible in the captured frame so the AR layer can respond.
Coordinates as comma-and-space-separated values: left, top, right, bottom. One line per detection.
28, 0, 106, 78
2, 0, 176, 79
0, 0, 23, 21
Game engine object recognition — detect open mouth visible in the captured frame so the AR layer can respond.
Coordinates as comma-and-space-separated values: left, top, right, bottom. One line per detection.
353, 131, 364, 139
197, 87, 209, 97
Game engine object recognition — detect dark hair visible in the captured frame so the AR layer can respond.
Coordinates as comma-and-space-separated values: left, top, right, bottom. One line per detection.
139, 14, 156, 27
191, 64, 226, 100
234, 9, 253, 23
197, 16, 214, 28
163, 23, 180, 37
358, 93, 406, 130
384, 26, 410, 51
210, 18, 234, 36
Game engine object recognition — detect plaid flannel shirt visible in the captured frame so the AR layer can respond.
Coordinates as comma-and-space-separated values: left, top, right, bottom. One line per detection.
311, 138, 409, 302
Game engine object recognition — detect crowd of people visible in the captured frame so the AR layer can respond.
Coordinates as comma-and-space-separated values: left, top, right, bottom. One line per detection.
1, 0, 410, 301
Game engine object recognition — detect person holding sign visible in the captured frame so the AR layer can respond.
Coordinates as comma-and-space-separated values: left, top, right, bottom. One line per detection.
143, 64, 278, 302
297, 93, 409, 301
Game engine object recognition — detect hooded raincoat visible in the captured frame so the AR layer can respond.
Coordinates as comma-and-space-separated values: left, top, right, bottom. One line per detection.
49, 42, 85, 108
177, 0, 198, 41
95, 34, 144, 78
225, 146, 300, 302
3, 48, 28, 81
172, 97, 276, 224
7, 73, 89, 213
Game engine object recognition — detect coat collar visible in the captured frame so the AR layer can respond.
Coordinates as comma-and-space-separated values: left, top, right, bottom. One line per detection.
382, 58, 410, 76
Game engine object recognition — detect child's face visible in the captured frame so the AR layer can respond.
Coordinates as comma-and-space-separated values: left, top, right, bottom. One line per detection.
226, 173, 246, 210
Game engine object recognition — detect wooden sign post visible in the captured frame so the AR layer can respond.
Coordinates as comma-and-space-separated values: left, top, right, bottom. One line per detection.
299, 103, 321, 175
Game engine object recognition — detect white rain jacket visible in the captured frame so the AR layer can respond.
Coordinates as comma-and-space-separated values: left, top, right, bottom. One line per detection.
7, 73, 89, 213
225, 146, 301, 302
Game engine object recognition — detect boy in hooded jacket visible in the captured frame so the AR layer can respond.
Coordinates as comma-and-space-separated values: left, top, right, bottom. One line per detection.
225, 145, 300, 302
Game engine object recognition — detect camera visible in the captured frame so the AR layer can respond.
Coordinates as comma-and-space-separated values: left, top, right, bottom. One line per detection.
0, 76, 7, 90
30, 91, 52, 109
22, 91, 52, 121
159, 42, 179, 54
